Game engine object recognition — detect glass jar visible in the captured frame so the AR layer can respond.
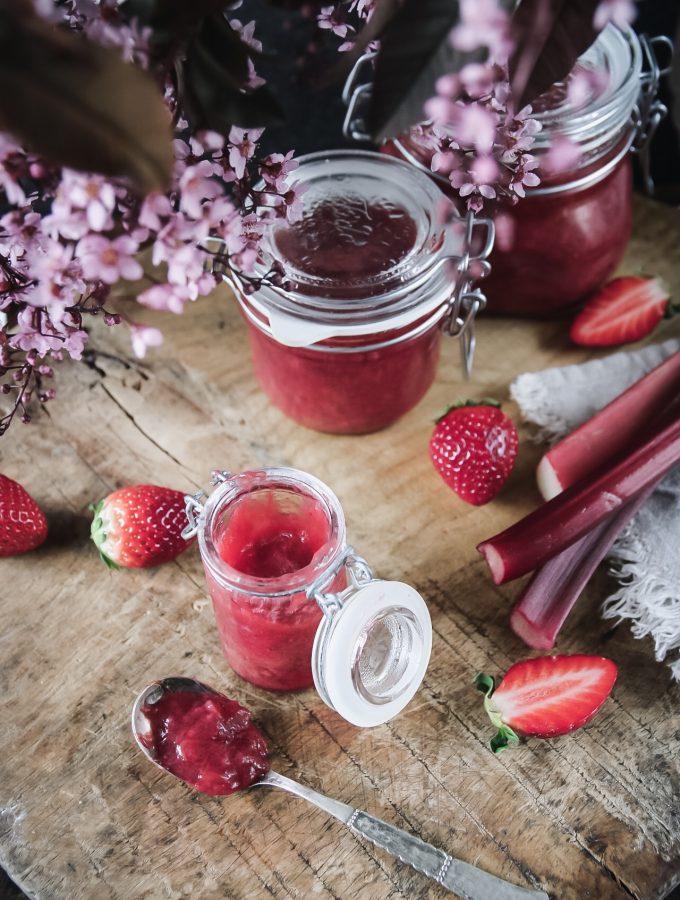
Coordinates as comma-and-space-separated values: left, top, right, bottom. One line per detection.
183, 468, 432, 728
347, 26, 669, 317
223, 151, 494, 433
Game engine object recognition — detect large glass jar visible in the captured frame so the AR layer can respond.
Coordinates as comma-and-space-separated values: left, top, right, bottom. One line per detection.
375, 26, 655, 316
183, 468, 432, 728
225, 151, 493, 433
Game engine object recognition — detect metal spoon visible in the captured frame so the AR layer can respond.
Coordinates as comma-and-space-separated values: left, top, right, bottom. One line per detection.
132, 677, 548, 900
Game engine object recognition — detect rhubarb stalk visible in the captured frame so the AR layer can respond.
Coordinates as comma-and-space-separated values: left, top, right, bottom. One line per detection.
509, 485, 655, 649
537, 350, 680, 499
478, 414, 680, 585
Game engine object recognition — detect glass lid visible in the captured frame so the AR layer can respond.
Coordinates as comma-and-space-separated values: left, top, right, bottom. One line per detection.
312, 580, 432, 728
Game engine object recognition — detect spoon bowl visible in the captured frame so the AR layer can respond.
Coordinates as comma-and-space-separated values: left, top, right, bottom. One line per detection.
131, 676, 215, 769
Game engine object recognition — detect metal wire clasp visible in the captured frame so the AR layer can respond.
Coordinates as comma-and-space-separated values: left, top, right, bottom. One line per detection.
307, 547, 374, 618
342, 51, 377, 141
181, 470, 232, 541
631, 34, 673, 195
441, 212, 494, 377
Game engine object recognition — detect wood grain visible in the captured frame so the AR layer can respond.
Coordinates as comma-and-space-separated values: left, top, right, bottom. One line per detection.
0, 195, 679, 900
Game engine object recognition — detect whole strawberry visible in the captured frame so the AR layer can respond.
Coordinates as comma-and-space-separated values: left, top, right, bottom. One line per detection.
429, 399, 518, 505
0, 474, 48, 557
90, 485, 192, 569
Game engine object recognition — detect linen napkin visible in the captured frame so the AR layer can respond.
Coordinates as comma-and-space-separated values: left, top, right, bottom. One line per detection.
510, 338, 680, 679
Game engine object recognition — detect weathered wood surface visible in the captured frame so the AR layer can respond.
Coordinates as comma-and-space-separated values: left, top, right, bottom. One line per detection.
1, 195, 679, 900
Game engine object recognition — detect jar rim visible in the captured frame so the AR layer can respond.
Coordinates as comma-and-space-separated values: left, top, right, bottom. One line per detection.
234, 150, 467, 345
198, 467, 347, 598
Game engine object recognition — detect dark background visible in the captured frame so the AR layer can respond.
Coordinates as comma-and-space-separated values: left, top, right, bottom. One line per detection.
251, 0, 680, 199
1, 3, 678, 898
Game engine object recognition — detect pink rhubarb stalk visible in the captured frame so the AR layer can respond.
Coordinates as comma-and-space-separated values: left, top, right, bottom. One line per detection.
509, 485, 655, 649
478, 414, 680, 585
537, 350, 680, 499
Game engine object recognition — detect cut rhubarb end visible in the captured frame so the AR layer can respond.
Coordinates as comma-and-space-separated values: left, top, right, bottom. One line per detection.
536, 455, 563, 501
510, 607, 556, 650
477, 541, 504, 585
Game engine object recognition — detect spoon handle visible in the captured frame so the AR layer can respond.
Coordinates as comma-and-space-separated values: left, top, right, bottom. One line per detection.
261, 772, 547, 899
347, 810, 547, 900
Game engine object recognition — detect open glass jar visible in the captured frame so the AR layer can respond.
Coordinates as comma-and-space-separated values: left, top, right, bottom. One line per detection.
183, 468, 432, 728
223, 151, 493, 434
345, 26, 670, 316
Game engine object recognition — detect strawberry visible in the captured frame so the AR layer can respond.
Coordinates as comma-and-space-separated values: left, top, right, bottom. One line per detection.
429, 399, 518, 505
0, 474, 48, 557
570, 276, 672, 347
475, 654, 617, 753
90, 484, 193, 569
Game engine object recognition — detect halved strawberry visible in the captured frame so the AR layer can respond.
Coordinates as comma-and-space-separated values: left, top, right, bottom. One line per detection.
475, 654, 617, 753
570, 276, 671, 347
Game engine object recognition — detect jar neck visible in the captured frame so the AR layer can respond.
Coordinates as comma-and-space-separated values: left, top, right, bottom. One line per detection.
198, 468, 347, 598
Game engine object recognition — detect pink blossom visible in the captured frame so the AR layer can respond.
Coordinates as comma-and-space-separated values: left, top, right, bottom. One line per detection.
229, 20, 263, 53
228, 127, 264, 179
594, 0, 636, 30
450, 0, 511, 59
137, 284, 188, 314
0, 161, 26, 206
317, 6, 352, 38
451, 103, 498, 153
59, 171, 116, 231
77, 234, 143, 284
508, 155, 540, 198
543, 135, 582, 176
10, 308, 63, 356
567, 67, 610, 108
178, 160, 222, 218
130, 324, 163, 358
138, 192, 173, 231
259, 151, 299, 193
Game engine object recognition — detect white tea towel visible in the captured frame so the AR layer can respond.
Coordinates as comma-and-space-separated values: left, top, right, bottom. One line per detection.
510, 338, 680, 679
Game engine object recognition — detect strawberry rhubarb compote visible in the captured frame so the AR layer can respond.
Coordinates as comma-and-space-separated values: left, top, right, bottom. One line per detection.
229, 150, 471, 434
198, 469, 347, 692
382, 25, 646, 316
141, 686, 269, 795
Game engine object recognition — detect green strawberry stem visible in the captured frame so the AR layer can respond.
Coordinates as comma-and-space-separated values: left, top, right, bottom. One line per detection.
89, 499, 120, 570
436, 398, 501, 423
474, 672, 520, 754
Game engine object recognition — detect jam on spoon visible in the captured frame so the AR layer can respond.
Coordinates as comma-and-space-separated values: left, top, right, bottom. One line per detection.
140, 682, 270, 796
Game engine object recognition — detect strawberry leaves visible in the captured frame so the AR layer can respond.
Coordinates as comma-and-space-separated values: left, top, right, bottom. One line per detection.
475, 673, 521, 754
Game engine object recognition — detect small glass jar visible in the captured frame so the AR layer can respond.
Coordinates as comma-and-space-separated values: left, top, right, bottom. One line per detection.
351, 26, 669, 316
223, 151, 493, 433
183, 468, 432, 728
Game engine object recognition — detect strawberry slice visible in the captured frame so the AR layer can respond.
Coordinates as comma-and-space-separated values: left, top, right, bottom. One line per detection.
570, 276, 671, 347
475, 654, 617, 753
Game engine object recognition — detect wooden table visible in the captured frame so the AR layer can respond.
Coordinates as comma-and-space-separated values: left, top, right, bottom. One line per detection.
1, 195, 679, 900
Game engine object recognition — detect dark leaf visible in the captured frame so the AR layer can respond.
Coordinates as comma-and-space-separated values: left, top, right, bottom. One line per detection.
181, 32, 283, 131
121, 0, 231, 39
0, 9, 172, 192
327, 0, 399, 82
509, 0, 600, 109
367, 0, 474, 142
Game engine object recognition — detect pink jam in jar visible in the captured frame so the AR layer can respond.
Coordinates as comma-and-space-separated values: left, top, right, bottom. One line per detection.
188, 468, 433, 727
229, 150, 475, 434
197, 469, 347, 692
381, 25, 645, 316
